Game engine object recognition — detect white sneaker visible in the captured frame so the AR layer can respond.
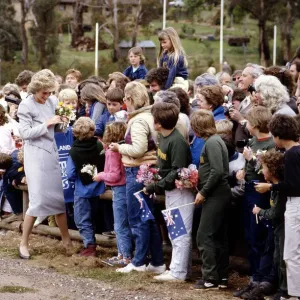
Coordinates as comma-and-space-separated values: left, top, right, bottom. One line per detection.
146, 263, 166, 274
153, 271, 182, 281
116, 263, 146, 273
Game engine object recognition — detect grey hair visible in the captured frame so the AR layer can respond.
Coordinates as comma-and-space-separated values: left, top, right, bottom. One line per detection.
194, 73, 218, 88
245, 63, 264, 79
2, 83, 20, 95
215, 71, 231, 84
153, 90, 180, 109
254, 75, 290, 113
27, 69, 57, 94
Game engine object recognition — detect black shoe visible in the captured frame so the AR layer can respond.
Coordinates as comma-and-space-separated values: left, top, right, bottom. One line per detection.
193, 279, 219, 290
102, 231, 116, 238
269, 291, 290, 300
233, 282, 259, 298
218, 278, 228, 289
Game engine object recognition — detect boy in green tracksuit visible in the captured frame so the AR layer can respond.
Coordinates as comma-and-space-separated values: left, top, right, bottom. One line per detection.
190, 110, 231, 290
252, 150, 287, 300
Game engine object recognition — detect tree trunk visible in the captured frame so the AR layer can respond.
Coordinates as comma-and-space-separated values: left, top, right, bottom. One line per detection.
112, 0, 120, 62
20, 0, 29, 65
39, 35, 47, 68
284, 1, 293, 62
258, 20, 270, 66
71, 0, 85, 48
131, 0, 142, 47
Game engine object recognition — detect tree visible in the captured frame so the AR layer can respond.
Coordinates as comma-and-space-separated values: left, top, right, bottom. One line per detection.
71, 0, 87, 47
131, 0, 162, 47
230, 0, 277, 66
0, 0, 21, 61
30, 0, 60, 68
19, 0, 35, 65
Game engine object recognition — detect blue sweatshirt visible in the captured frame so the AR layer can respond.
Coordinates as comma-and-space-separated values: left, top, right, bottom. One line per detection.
95, 110, 115, 137
191, 106, 226, 167
123, 64, 148, 80
66, 157, 105, 198
159, 52, 188, 90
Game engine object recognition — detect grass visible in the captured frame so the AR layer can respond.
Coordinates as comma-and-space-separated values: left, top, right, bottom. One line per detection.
0, 285, 36, 293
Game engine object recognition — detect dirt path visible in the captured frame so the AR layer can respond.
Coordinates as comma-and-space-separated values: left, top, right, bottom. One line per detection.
0, 229, 247, 300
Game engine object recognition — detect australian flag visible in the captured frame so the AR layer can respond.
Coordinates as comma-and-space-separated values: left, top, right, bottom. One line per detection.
162, 208, 187, 240
134, 191, 155, 223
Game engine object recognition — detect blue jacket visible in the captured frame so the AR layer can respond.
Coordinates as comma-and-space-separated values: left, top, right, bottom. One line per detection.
159, 52, 188, 89
66, 157, 105, 198
190, 106, 226, 167
123, 64, 148, 80
95, 110, 115, 137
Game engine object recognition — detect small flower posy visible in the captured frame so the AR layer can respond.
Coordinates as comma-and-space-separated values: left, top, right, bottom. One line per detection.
253, 150, 267, 174
136, 164, 161, 186
55, 102, 76, 124
81, 164, 97, 177
175, 164, 199, 190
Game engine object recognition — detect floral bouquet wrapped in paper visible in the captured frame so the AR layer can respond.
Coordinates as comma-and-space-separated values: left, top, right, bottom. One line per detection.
55, 102, 76, 132
253, 150, 267, 174
175, 164, 199, 190
80, 164, 98, 185
136, 164, 161, 185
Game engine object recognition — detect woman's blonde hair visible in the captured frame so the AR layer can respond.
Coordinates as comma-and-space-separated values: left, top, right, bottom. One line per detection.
72, 117, 95, 140
124, 81, 149, 110
157, 27, 188, 67
58, 88, 78, 103
27, 69, 57, 94
103, 122, 127, 144
128, 46, 145, 64
190, 109, 217, 139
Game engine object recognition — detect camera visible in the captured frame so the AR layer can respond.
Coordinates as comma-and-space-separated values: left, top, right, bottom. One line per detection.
236, 139, 249, 148
247, 85, 256, 94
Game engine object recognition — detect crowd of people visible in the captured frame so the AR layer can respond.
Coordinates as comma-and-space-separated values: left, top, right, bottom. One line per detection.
0, 26, 300, 300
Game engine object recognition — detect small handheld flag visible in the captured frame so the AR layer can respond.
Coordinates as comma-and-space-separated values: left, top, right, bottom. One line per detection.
134, 191, 155, 223
162, 208, 187, 240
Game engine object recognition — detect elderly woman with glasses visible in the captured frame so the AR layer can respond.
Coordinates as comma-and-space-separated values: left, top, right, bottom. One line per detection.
17, 69, 72, 259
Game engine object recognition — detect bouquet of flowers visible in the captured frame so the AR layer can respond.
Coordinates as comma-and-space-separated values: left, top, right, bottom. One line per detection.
136, 164, 161, 185
81, 164, 97, 178
175, 164, 199, 190
253, 150, 267, 174
55, 102, 76, 131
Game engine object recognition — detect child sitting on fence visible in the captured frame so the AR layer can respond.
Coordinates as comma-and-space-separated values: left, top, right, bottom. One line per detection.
66, 117, 105, 257
94, 122, 132, 266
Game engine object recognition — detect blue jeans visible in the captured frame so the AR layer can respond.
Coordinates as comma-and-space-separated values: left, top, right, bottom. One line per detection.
244, 182, 274, 282
74, 196, 98, 248
112, 185, 132, 258
125, 167, 164, 267
2, 180, 23, 214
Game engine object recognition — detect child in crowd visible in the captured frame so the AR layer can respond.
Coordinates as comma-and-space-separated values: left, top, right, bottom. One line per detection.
95, 88, 124, 138
234, 106, 275, 298
94, 122, 132, 266
250, 150, 287, 300
67, 117, 105, 257
0, 150, 25, 222
123, 47, 148, 81
190, 110, 231, 289
255, 115, 300, 299
65, 69, 82, 89
145, 101, 194, 281
158, 27, 188, 91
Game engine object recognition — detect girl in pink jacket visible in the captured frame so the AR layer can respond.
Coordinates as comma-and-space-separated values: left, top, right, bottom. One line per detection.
94, 122, 132, 265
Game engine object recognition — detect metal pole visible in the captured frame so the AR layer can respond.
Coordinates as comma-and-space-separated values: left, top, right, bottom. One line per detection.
220, 0, 224, 70
163, 0, 167, 29
273, 25, 277, 66
95, 22, 99, 76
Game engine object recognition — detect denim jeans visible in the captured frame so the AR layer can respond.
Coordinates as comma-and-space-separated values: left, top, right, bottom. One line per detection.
125, 167, 164, 267
2, 180, 23, 214
112, 185, 132, 258
244, 183, 274, 282
74, 196, 98, 248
